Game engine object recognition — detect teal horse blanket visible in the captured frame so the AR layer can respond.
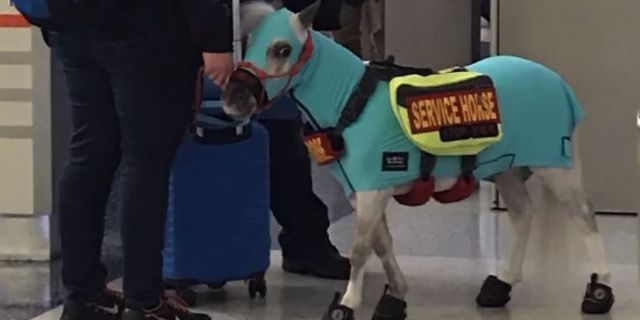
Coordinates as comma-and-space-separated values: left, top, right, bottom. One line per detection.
319, 55, 585, 194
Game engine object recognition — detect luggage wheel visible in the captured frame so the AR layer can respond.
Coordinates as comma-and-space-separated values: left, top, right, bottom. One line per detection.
248, 273, 267, 299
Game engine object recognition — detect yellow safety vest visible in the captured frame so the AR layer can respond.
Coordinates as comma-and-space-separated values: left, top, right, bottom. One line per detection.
389, 68, 503, 156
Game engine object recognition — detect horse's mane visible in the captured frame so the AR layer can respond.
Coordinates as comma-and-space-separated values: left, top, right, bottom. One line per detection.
240, 1, 276, 36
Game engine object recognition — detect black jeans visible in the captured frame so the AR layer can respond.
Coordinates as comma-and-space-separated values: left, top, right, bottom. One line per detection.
259, 119, 332, 258
51, 22, 200, 308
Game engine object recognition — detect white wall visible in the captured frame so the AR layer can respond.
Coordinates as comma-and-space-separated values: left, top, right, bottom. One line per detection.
385, 0, 472, 69
498, 0, 640, 213
0, 9, 53, 261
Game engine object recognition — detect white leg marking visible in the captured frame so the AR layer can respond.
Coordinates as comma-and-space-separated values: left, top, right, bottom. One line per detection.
534, 167, 611, 284
341, 188, 393, 309
495, 168, 534, 285
372, 214, 407, 300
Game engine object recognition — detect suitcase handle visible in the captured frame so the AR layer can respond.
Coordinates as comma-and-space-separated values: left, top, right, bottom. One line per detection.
193, 67, 205, 124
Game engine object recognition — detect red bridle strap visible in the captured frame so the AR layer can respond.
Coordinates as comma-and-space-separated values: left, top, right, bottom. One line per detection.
233, 31, 315, 111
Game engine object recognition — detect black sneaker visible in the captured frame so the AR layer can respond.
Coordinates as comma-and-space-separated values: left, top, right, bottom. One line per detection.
60, 289, 124, 320
282, 245, 351, 280
122, 299, 211, 320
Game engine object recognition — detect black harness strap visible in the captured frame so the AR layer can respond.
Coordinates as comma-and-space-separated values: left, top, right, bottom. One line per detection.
461, 154, 477, 177
328, 56, 434, 148
327, 66, 382, 150
420, 152, 437, 180
421, 154, 476, 182
334, 67, 380, 134
312, 55, 476, 180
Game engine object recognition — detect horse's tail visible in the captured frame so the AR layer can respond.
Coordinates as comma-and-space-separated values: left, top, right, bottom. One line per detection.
563, 80, 588, 189
524, 99, 589, 300
570, 126, 585, 186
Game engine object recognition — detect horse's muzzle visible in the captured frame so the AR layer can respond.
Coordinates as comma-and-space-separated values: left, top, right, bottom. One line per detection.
222, 80, 258, 120
227, 68, 269, 112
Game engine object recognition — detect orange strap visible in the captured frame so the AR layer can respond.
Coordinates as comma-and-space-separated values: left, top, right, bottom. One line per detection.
0, 14, 30, 28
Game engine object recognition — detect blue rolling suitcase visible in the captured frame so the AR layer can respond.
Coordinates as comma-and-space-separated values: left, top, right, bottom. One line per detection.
162, 76, 271, 304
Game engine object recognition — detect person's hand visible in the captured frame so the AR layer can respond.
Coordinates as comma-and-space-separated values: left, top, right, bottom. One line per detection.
202, 52, 234, 88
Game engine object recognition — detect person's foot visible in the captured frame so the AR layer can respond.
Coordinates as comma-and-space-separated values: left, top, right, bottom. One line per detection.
60, 289, 124, 320
122, 299, 211, 320
282, 244, 351, 280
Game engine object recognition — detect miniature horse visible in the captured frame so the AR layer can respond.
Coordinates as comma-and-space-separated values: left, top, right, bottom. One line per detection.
222, 2, 615, 319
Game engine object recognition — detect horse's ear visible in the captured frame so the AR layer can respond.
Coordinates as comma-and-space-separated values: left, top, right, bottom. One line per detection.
240, 1, 275, 36
297, 0, 321, 29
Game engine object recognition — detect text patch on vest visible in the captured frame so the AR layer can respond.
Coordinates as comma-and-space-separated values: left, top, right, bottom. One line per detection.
389, 70, 503, 156
303, 131, 343, 165
406, 87, 500, 139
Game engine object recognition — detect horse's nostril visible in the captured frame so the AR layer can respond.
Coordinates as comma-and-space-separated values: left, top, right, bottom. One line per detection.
221, 82, 258, 120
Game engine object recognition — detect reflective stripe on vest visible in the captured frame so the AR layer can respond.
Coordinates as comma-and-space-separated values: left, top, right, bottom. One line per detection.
389, 70, 503, 156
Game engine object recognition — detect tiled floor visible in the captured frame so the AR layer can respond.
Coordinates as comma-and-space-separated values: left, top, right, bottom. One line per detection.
24, 191, 640, 320
29, 252, 640, 320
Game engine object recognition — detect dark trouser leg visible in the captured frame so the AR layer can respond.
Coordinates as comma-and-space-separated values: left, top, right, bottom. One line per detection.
482, 0, 491, 21
333, 3, 363, 57
259, 119, 331, 257
99, 38, 199, 309
53, 33, 121, 303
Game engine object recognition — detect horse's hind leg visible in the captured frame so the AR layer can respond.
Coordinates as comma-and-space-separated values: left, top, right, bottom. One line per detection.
370, 214, 408, 320
534, 167, 614, 314
477, 168, 533, 308
322, 189, 392, 320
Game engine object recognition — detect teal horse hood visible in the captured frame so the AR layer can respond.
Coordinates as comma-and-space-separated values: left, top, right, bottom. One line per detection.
243, 9, 317, 100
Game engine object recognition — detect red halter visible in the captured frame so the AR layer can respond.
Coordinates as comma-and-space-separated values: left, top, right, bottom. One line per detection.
231, 31, 315, 112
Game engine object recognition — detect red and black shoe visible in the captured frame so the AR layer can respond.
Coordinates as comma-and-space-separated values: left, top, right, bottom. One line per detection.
122, 299, 211, 320
60, 289, 124, 320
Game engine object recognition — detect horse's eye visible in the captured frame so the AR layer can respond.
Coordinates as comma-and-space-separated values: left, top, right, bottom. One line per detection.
276, 45, 292, 58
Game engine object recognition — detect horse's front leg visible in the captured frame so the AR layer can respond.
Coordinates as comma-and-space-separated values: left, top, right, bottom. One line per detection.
477, 168, 533, 308
370, 214, 408, 320
323, 189, 392, 320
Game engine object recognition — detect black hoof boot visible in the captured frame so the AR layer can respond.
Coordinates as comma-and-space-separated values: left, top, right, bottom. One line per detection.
322, 292, 355, 320
372, 285, 407, 320
581, 273, 614, 314
476, 275, 512, 308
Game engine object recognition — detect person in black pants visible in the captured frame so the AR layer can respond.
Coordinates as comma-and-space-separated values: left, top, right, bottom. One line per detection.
259, 0, 351, 281
53, 1, 346, 320
259, 116, 350, 280
52, 0, 235, 319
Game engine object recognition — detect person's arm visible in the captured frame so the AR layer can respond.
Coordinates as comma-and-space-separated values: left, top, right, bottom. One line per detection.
283, 0, 343, 31
178, 0, 235, 87
178, 0, 233, 53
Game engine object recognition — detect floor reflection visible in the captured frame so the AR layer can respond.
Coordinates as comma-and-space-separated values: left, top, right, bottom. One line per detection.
8, 195, 640, 320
